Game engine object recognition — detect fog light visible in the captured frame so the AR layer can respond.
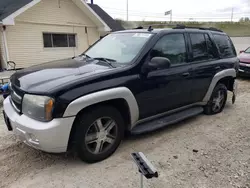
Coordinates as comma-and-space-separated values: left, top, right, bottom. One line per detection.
28, 133, 39, 145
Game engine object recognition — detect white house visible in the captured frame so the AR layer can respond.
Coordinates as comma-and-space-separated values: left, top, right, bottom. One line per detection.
0, 0, 124, 69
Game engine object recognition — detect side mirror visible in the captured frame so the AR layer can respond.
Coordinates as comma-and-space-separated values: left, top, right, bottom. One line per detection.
147, 57, 170, 70
240, 50, 245, 54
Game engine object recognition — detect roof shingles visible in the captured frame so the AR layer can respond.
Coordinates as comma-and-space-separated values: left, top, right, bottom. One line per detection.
87, 3, 124, 31
0, 0, 33, 21
0, 0, 124, 32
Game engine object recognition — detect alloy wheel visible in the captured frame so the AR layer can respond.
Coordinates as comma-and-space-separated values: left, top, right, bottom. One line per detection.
212, 90, 225, 113
85, 117, 118, 154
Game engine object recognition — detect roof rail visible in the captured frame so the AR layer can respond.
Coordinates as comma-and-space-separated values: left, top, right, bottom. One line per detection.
173, 24, 223, 32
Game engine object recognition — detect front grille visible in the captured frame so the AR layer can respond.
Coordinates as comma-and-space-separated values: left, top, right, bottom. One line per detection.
9, 83, 24, 114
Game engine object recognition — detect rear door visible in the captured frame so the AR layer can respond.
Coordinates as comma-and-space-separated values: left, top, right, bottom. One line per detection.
187, 32, 221, 103
188, 32, 237, 103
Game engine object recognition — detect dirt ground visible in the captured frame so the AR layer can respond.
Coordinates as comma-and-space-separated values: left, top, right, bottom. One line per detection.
0, 78, 249, 188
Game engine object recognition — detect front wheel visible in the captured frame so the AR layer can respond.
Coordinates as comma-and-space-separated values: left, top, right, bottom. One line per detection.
74, 105, 124, 163
204, 83, 227, 115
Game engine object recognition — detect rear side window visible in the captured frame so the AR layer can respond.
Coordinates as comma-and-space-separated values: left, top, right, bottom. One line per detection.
189, 33, 207, 61
213, 34, 236, 58
204, 34, 217, 59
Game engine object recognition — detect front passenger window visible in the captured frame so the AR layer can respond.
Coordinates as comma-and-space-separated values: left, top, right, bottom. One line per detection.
150, 34, 187, 65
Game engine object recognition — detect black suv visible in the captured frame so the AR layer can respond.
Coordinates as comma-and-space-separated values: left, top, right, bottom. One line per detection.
3, 26, 238, 163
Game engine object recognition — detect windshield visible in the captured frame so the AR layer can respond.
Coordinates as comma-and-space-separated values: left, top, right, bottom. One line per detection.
84, 33, 153, 63
245, 47, 250, 53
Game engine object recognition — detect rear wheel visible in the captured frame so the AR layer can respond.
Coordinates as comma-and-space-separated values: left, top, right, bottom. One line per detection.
74, 106, 124, 163
204, 83, 227, 115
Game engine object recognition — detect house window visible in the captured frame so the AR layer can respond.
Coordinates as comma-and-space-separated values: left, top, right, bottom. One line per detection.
43, 33, 76, 48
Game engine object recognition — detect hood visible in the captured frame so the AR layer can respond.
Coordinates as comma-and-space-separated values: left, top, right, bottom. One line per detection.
238, 52, 250, 63
10, 57, 113, 93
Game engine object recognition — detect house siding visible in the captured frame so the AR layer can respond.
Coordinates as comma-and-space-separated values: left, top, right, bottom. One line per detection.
0, 31, 2, 68
5, 0, 100, 68
16, 0, 96, 27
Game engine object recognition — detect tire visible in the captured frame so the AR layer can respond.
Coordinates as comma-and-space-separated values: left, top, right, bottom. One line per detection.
74, 105, 124, 163
204, 83, 227, 115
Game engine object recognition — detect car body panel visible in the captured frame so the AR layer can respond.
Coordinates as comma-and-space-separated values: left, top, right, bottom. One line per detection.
3, 97, 74, 153
238, 50, 250, 75
4, 28, 238, 154
9, 29, 238, 120
10, 58, 114, 94
238, 52, 250, 63
135, 64, 193, 119
189, 58, 237, 103
202, 68, 236, 102
63, 87, 139, 129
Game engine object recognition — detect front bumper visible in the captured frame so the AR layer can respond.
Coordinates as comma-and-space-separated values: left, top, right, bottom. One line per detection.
3, 97, 75, 153
239, 63, 250, 75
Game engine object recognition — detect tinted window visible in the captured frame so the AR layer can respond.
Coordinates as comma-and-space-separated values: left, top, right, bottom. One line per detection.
205, 34, 217, 59
53, 34, 68, 47
150, 34, 187, 65
43, 33, 76, 48
213, 34, 236, 58
245, 47, 250, 53
68, 34, 76, 47
43, 33, 52, 47
190, 33, 207, 61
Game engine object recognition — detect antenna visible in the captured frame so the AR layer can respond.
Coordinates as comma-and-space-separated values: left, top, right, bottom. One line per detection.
126, 0, 129, 21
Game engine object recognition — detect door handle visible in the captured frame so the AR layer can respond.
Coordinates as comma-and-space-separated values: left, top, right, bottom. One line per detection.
215, 66, 221, 70
182, 72, 190, 77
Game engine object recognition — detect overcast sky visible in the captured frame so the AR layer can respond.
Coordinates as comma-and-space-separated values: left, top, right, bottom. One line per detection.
91, 0, 250, 21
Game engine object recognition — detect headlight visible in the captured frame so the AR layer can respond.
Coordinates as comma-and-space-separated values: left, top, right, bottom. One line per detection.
22, 94, 54, 121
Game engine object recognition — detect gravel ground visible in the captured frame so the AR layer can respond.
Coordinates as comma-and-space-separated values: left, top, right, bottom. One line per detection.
0, 78, 249, 188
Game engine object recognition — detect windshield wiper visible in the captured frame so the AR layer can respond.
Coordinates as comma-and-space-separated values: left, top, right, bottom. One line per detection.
73, 53, 91, 59
80, 53, 91, 58
75, 54, 116, 68
92, 57, 116, 68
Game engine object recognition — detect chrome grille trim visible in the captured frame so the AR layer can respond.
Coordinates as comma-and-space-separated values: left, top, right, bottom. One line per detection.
11, 90, 22, 103
9, 82, 23, 113
9, 98, 21, 113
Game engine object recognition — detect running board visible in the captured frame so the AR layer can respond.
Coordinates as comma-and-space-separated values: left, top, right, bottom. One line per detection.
131, 107, 204, 135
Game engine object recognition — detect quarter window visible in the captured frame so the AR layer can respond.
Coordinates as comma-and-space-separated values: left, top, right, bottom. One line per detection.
150, 33, 187, 65
43, 33, 76, 48
213, 34, 236, 58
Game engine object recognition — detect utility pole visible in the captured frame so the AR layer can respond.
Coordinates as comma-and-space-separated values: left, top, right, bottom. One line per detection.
126, 0, 128, 21
231, 7, 234, 22
170, 10, 172, 22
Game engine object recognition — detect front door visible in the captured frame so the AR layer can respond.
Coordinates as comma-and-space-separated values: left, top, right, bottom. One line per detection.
135, 33, 193, 119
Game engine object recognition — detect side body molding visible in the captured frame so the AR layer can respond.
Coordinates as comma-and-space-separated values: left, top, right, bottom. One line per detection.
63, 87, 139, 128
203, 68, 236, 102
